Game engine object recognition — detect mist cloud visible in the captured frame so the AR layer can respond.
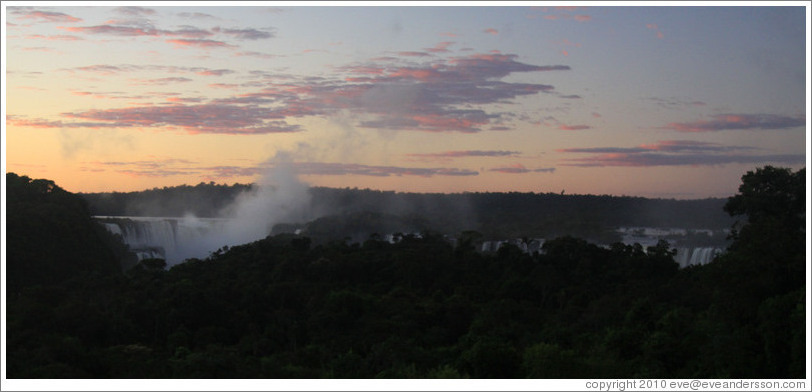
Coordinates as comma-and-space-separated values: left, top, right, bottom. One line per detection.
212, 154, 313, 250
148, 153, 316, 265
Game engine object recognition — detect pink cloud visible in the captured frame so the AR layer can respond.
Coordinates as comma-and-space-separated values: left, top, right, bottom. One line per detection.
208, 83, 240, 89
62, 25, 161, 36
166, 38, 235, 49
25, 34, 83, 41
235, 51, 280, 59
425, 41, 455, 53
397, 51, 431, 57
166, 97, 205, 103
114, 6, 157, 16
490, 164, 556, 174
164, 27, 214, 39
647, 96, 707, 109
18, 49, 572, 137
60, 19, 275, 44
558, 124, 591, 131
406, 150, 519, 162
662, 113, 805, 132
62, 22, 271, 45
7, 115, 133, 129
292, 162, 478, 177
555, 6, 585, 11
202, 166, 264, 179
196, 69, 235, 76
63, 64, 236, 78
386, 67, 444, 81
646, 23, 664, 39
333, 52, 569, 132
492, 164, 529, 173
85, 160, 268, 180
411, 114, 488, 132
21, 47, 57, 52
60, 104, 302, 134
71, 91, 136, 100
15, 10, 82, 23
177, 12, 218, 20
557, 139, 803, 167
212, 27, 274, 40
87, 158, 198, 178
562, 152, 804, 168
131, 77, 193, 86
484, 28, 499, 35
558, 140, 750, 154
540, 8, 591, 23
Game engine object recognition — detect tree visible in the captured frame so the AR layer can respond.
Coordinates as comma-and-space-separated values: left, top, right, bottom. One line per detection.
6, 173, 122, 290
724, 166, 805, 257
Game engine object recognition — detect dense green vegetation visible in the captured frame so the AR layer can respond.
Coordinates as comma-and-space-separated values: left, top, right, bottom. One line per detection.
5, 173, 129, 291
80, 182, 252, 218
5, 167, 806, 378
81, 182, 734, 243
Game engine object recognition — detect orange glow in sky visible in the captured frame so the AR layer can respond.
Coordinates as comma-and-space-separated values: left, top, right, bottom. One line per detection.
3, 3, 809, 198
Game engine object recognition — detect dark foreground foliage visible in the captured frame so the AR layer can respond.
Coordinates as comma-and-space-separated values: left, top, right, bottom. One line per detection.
5, 167, 805, 378
5, 173, 127, 291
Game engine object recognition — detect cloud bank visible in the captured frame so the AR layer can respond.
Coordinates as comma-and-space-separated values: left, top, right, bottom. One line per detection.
662, 114, 805, 132
16, 51, 571, 136
559, 140, 805, 167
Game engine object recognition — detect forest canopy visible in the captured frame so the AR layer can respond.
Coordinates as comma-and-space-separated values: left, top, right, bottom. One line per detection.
4, 167, 806, 379
81, 183, 735, 243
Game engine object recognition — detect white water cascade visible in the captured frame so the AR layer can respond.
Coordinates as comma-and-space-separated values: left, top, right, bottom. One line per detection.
478, 227, 727, 268
96, 216, 230, 264
673, 247, 723, 268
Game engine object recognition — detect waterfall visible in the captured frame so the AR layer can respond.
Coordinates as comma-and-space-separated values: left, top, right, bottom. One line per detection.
674, 247, 723, 268
481, 239, 544, 254
96, 216, 227, 264
478, 229, 725, 269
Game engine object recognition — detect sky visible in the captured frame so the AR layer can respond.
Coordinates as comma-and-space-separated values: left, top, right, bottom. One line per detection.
2, 2, 809, 199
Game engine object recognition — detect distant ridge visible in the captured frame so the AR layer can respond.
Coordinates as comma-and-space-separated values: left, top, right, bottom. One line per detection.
81, 184, 734, 241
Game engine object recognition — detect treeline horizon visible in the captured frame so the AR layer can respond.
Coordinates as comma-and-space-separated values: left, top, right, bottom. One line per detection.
80, 182, 735, 243
79, 181, 734, 214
